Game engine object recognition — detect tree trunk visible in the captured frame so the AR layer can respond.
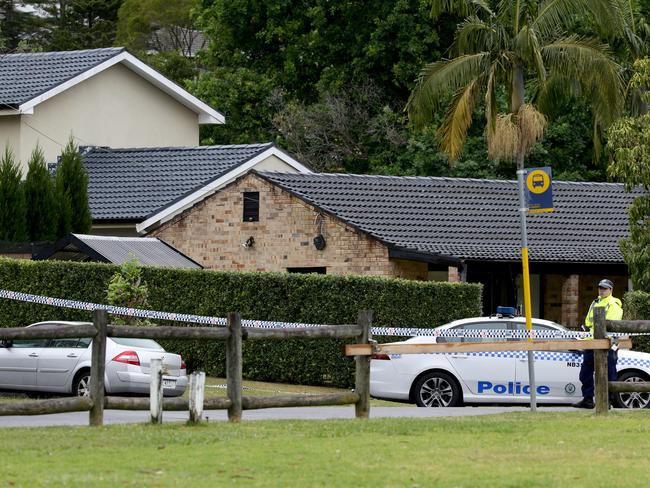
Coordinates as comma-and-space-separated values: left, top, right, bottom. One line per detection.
511, 65, 526, 169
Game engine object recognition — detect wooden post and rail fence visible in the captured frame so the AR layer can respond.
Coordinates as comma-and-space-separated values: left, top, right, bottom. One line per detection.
0, 310, 373, 426
2, 306, 650, 423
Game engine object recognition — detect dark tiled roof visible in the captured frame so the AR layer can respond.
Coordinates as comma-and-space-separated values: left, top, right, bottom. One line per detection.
257, 172, 639, 263
85, 143, 274, 220
0, 48, 125, 107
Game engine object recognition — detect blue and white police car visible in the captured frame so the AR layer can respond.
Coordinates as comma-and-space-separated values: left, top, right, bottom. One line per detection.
370, 312, 650, 409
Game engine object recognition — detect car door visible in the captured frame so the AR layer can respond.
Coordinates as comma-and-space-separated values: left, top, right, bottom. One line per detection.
514, 323, 581, 402
36, 337, 87, 390
0, 338, 48, 389
444, 322, 517, 400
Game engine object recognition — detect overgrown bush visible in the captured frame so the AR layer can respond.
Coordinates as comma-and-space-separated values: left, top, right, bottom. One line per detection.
0, 258, 482, 387
623, 291, 650, 354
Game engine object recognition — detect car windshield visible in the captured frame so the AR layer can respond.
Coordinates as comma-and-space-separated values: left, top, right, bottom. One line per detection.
110, 337, 164, 350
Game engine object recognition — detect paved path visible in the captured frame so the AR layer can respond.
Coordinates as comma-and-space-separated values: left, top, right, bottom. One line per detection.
0, 406, 577, 428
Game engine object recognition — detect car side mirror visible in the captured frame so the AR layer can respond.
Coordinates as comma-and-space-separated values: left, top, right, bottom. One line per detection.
0, 340, 12, 348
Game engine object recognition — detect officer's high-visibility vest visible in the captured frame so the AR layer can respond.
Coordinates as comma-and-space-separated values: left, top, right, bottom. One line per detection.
584, 294, 623, 337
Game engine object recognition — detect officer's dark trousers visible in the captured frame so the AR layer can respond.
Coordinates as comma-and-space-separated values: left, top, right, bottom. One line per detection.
580, 349, 618, 398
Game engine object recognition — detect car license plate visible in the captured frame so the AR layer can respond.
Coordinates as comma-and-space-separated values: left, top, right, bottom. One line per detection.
163, 379, 176, 388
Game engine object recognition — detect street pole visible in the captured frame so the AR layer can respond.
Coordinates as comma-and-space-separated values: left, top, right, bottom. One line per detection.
517, 169, 537, 412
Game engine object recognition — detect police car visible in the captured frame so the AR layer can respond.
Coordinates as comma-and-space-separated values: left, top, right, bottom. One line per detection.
370, 312, 650, 409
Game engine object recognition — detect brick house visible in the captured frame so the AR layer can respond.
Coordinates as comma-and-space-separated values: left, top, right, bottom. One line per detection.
145, 171, 639, 327
84, 143, 311, 236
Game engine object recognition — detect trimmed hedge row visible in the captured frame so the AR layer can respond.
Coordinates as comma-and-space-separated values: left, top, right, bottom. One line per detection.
0, 258, 482, 387
623, 291, 650, 354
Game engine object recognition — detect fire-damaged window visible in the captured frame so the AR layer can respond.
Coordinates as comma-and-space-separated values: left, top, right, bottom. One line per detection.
243, 192, 259, 222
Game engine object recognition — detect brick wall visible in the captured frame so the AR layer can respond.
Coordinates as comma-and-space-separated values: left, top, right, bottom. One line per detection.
543, 274, 629, 327
151, 174, 428, 280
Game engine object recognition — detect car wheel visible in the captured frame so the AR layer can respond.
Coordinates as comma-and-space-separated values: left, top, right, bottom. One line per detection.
614, 371, 650, 409
414, 371, 461, 407
72, 370, 91, 397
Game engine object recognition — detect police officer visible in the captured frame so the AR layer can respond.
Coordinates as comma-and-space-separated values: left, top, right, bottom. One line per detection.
573, 279, 623, 409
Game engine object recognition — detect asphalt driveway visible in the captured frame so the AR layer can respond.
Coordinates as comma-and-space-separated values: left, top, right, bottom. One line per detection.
0, 405, 577, 427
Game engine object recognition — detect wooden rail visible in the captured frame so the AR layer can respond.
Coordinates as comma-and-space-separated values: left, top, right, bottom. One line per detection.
592, 310, 650, 415
0, 308, 373, 425
345, 338, 632, 356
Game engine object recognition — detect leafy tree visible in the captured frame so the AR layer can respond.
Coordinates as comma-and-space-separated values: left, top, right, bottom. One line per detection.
197, 0, 446, 148
106, 259, 152, 326
0, 0, 43, 51
407, 0, 625, 170
116, 0, 202, 83
54, 138, 92, 238
0, 146, 28, 241
608, 58, 650, 289
26, 0, 123, 50
190, 66, 281, 145
24, 145, 57, 241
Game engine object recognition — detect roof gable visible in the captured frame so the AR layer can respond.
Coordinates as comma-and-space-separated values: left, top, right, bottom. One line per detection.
0, 48, 223, 123
0, 48, 124, 108
256, 172, 639, 264
86, 143, 276, 222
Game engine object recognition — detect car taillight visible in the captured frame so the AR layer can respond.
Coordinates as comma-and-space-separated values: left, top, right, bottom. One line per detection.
181, 358, 187, 370
112, 350, 140, 366
371, 354, 391, 360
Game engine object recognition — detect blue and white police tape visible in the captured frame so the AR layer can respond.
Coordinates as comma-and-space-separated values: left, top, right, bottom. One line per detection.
0, 288, 646, 339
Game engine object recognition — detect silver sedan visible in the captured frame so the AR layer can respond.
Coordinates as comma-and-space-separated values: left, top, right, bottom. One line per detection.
0, 321, 188, 397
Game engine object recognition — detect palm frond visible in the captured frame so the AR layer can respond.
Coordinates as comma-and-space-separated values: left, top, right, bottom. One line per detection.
485, 63, 498, 139
453, 15, 496, 55
533, 0, 600, 40
430, 0, 493, 19
438, 78, 483, 161
514, 25, 547, 83
407, 52, 491, 129
541, 36, 624, 127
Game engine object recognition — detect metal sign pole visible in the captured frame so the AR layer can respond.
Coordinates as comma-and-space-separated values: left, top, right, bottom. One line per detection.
517, 169, 537, 412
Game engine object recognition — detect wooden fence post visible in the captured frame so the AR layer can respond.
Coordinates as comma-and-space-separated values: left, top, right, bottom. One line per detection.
355, 310, 373, 419
150, 358, 163, 423
227, 312, 243, 422
189, 371, 206, 424
89, 309, 107, 427
594, 307, 609, 415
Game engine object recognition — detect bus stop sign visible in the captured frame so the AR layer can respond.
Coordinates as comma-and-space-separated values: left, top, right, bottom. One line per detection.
525, 167, 553, 213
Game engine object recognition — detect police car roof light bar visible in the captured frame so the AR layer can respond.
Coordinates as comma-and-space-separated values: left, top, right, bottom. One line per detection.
496, 306, 517, 317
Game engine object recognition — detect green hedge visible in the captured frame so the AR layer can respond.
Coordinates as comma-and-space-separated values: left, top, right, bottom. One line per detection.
0, 258, 482, 387
623, 291, 650, 354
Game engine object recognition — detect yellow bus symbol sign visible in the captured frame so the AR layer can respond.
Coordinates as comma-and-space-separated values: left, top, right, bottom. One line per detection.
526, 170, 550, 194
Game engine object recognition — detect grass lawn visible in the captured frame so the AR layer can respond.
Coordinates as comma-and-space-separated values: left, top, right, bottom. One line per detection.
1, 411, 649, 487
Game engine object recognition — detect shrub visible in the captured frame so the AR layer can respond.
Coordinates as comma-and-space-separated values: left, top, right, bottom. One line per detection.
623, 290, 650, 354
0, 258, 482, 387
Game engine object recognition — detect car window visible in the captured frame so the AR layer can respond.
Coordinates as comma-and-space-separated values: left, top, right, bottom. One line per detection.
11, 339, 48, 348
513, 323, 564, 340
48, 338, 81, 348
110, 338, 164, 350
460, 322, 509, 343
77, 338, 92, 348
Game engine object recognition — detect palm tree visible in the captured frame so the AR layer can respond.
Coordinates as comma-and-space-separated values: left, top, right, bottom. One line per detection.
407, 0, 626, 167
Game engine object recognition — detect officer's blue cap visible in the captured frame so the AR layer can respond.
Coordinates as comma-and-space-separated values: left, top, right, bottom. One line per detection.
598, 279, 614, 289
